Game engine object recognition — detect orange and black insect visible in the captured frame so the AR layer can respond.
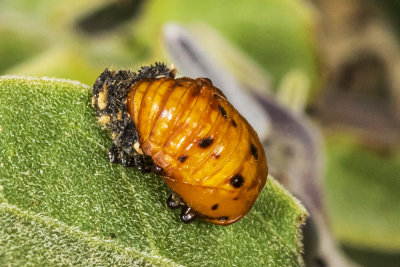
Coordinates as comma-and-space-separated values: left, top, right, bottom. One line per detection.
92, 63, 268, 225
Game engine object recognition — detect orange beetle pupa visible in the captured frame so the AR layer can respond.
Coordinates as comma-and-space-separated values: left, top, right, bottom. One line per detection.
92, 63, 268, 225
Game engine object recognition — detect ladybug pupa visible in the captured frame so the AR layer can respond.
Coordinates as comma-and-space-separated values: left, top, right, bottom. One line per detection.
92, 63, 268, 225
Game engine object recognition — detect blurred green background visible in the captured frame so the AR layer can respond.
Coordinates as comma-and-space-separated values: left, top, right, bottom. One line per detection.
1, 0, 400, 266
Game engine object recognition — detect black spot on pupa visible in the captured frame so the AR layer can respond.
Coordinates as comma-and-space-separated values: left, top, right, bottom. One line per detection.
233, 197, 239, 200
198, 137, 213, 148
178, 155, 188, 163
218, 105, 227, 119
212, 204, 219, 210
250, 143, 258, 160
218, 216, 229, 221
230, 174, 244, 188
231, 119, 237, 127
213, 154, 220, 159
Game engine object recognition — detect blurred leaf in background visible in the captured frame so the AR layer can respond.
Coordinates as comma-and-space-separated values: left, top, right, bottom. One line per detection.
0, 0, 319, 97
308, 0, 400, 265
325, 134, 400, 251
134, 0, 319, 92
0, 24, 48, 73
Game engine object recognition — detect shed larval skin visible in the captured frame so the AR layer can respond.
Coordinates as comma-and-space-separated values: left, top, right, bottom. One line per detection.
126, 77, 268, 225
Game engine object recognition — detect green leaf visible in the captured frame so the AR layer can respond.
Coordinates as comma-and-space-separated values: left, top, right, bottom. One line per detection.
0, 24, 48, 74
0, 76, 307, 266
7, 47, 102, 86
135, 0, 319, 92
325, 134, 400, 252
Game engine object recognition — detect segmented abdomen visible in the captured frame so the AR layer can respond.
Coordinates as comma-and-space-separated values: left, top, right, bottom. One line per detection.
126, 77, 267, 223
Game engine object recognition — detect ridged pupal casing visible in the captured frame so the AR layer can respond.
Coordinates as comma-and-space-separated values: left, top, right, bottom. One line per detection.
126, 77, 268, 225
